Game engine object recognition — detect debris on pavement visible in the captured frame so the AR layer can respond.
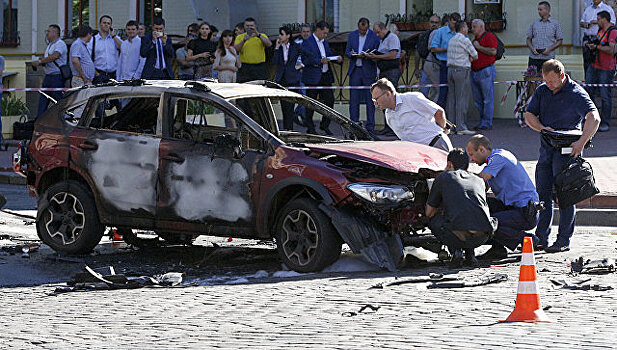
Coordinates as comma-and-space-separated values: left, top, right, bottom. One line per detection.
342, 304, 381, 317
570, 257, 616, 274
51, 265, 185, 294
550, 279, 613, 291
427, 273, 508, 289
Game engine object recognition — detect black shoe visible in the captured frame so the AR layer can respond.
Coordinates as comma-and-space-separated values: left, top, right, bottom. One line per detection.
544, 244, 570, 253
306, 128, 317, 134
320, 126, 333, 136
473, 125, 491, 131
463, 249, 479, 267
449, 249, 464, 268
478, 245, 508, 260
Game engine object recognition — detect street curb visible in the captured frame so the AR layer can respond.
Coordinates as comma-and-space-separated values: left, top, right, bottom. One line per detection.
0, 173, 26, 185
553, 208, 617, 227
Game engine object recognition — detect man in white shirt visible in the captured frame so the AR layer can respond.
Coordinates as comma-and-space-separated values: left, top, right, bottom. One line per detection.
32, 24, 68, 116
87, 15, 122, 81
370, 77, 452, 152
117, 20, 146, 81
447, 21, 478, 135
580, 0, 616, 75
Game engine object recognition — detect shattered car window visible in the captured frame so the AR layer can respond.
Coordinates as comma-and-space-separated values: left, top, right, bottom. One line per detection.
271, 96, 371, 143
63, 102, 88, 126
85, 96, 160, 135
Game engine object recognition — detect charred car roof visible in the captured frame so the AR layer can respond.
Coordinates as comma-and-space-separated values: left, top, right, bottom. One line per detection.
64, 79, 301, 103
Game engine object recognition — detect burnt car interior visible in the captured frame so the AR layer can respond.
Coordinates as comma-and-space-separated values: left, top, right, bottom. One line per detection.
171, 97, 264, 151
268, 96, 372, 144
83, 96, 160, 135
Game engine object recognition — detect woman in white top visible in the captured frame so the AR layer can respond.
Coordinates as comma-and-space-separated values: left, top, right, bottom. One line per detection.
214, 30, 241, 83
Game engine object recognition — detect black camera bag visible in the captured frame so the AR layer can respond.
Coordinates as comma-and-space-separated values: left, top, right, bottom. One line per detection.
553, 156, 599, 208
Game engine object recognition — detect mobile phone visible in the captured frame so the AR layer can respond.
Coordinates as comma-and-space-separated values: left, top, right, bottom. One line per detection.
247, 27, 253, 36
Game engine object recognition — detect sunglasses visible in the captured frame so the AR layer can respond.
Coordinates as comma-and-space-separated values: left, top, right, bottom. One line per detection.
371, 91, 388, 103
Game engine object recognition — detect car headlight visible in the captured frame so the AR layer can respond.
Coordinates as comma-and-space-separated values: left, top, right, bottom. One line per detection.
346, 183, 414, 204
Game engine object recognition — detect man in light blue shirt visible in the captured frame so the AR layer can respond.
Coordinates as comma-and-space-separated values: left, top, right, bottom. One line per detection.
430, 13, 459, 109
467, 135, 540, 259
117, 20, 146, 81
87, 15, 122, 80
32, 24, 68, 116
70, 26, 96, 87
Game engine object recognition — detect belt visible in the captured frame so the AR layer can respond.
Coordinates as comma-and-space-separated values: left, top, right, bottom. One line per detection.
96, 69, 115, 75
447, 65, 470, 70
428, 134, 442, 147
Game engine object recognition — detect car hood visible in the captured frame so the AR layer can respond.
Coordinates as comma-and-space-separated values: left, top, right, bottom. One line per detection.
305, 141, 447, 173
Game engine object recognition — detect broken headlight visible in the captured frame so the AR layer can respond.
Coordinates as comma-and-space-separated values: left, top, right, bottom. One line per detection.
346, 183, 414, 204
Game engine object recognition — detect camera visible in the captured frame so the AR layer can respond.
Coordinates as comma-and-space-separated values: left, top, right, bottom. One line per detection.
246, 27, 254, 36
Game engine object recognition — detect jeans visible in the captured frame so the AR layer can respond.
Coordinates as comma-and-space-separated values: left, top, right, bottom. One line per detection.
488, 197, 539, 251
38, 74, 65, 117
447, 66, 471, 131
349, 68, 376, 131
470, 64, 496, 128
436, 60, 448, 109
535, 142, 576, 247
585, 65, 614, 126
429, 212, 490, 253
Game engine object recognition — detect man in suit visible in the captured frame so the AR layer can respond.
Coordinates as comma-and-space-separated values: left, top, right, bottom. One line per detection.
345, 17, 380, 132
274, 26, 304, 130
140, 17, 174, 79
301, 20, 342, 135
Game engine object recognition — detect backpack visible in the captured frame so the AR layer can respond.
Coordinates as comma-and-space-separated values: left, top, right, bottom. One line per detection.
416, 28, 434, 60
479, 31, 505, 60
553, 157, 599, 209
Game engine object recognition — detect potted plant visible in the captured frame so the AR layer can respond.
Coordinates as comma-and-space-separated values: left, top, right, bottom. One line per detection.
0, 94, 29, 140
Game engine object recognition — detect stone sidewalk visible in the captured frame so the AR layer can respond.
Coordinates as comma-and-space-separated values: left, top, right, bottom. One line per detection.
0, 225, 615, 349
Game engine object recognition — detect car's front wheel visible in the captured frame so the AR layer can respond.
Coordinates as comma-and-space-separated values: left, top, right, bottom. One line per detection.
274, 198, 342, 272
37, 180, 104, 254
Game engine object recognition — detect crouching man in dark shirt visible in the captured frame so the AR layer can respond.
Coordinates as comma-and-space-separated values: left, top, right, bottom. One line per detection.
426, 148, 498, 267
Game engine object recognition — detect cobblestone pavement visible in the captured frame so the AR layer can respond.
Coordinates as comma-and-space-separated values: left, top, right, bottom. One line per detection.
1, 221, 616, 348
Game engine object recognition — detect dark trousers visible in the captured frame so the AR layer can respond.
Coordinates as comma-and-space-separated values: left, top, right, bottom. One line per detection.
535, 143, 575, 247
488, 197, 538, 251
379, 68, 401, 89
237, 62, 267, 83
349, 68, 376, 131
278, 76, 298, 130
38, 74, 65, 117
305, 71, 334, 131
528, 57, 549, 73
429, 212, 490, 253
436, 60, 448, 109
585, 65, 614, 126
148, 68, 172, 79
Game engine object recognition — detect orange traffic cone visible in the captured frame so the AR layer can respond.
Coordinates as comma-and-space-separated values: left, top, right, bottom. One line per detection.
500, 236, 551, 323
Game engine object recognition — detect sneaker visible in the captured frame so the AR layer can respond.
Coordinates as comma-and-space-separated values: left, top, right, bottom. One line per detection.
449, 249, 464, 268
478, 245, 508, 260
457, 129, 476, 135
598, 124, 610, 132
544, 244, 570, 253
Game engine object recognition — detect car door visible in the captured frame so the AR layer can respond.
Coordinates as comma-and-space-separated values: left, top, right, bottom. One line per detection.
69, 94, 162, 225
156, 93, 268, 234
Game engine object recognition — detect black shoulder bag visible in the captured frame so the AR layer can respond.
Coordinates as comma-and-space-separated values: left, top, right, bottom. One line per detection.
553, 156, 600, 208
52, 61, 72, 81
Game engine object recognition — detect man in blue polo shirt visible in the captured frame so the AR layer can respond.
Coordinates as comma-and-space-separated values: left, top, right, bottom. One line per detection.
467, 135, 540, 259
430, 13, 459, 109
525, 59, 600, 253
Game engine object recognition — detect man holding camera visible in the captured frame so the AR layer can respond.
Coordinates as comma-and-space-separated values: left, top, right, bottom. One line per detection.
234, 17, 272, 83
584, 10, 616, 132
580, 0, 615, 76
140, 17, 175, 79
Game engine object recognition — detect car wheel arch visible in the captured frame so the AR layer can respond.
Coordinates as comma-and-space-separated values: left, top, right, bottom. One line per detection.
261, 177, 334, 236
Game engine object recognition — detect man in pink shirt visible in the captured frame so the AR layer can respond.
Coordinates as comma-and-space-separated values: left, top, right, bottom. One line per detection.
584, 10, 617, 132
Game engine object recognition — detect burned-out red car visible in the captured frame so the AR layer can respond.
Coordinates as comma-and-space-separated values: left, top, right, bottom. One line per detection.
14, 80, 446, 272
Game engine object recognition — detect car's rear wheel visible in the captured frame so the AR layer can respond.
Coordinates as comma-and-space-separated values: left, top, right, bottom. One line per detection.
274, 198, 342, 272
37, 180, 104, 254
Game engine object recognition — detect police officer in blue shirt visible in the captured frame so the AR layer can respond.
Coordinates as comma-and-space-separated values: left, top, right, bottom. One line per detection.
525, 59, 600, 253
467, 135, 541, 259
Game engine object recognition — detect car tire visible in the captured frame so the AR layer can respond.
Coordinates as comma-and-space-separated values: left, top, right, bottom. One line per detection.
274, 198, 342, 272
37, 180, 104, 254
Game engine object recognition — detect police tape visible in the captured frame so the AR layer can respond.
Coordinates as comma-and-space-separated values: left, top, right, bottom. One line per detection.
1, 80, 617, 92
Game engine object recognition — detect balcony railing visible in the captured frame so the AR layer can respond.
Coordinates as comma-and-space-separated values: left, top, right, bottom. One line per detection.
0, 31, 20, 47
